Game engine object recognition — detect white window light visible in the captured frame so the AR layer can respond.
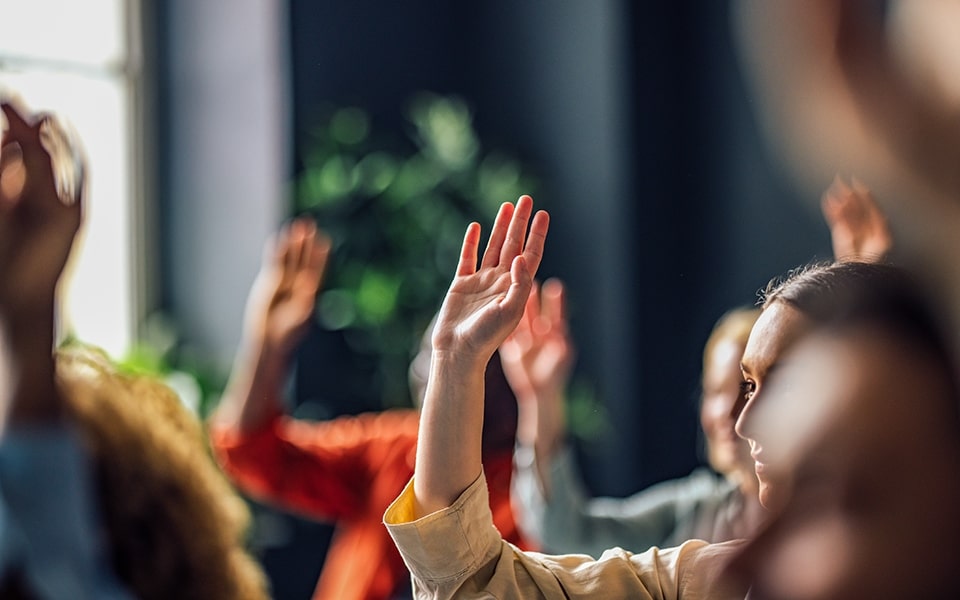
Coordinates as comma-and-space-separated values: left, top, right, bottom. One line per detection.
0, 0, 142, 359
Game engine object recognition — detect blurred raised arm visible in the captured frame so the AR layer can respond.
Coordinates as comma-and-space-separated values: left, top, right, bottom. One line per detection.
212, 217, 330, 433
0, 101, 83, 426
500, 278, 575, 490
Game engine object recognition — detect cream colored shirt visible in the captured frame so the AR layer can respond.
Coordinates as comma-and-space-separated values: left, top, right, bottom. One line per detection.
384, 471, 748, 599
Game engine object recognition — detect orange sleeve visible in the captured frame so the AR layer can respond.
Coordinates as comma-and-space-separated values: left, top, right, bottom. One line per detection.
210, 408, 419, 521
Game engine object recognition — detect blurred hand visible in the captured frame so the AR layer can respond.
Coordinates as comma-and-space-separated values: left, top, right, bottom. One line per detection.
0, 102, 83, 322
500, 278, 575, 404
822, 175, 892, 262
243, 217, 331, 359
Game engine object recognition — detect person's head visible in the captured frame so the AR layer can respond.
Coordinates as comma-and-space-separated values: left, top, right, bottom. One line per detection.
736, 261, 908, 509
58, 346, 269, 600
699, 307, 760, 482
409, 317, 518, 457
726, 265, 960, 599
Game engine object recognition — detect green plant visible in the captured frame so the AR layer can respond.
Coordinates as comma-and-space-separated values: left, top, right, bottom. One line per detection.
296, 92, 539, 408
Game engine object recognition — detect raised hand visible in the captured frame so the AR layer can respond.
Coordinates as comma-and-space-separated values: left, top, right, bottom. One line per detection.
215, 218, 330, 433
415, 195, 549, 515
431, 195, 550, 367
0, 102, 84, 322
821, 175, 892, 263
501, 279, 575, 402
501, 278, 574, 475
242, 217, 331, 359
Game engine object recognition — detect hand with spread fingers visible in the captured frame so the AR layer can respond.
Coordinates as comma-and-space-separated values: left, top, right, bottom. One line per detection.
821, 175, 893, 263
414, 195, 549, 516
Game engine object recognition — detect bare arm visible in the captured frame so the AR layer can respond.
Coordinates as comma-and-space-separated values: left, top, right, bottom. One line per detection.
500, 278, 575, 493
212, 218, 330, 434
414, 196, 549, 517
0, 101, 83, 427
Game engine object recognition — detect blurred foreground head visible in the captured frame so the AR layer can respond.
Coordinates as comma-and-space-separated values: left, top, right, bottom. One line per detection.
729, 262, 960, 599
58, 346, 269, 600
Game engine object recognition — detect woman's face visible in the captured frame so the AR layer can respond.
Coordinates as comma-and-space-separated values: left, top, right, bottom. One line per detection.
735, 301, 811, 510
727, 327, 960, 599
700, 339, 752, 477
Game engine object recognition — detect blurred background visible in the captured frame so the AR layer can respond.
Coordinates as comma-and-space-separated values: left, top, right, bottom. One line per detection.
1, 1, 831, 597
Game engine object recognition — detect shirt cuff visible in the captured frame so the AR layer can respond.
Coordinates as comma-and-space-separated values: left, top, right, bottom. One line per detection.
384, 471, 502, 583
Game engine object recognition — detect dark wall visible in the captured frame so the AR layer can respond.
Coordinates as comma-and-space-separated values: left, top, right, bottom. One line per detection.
287, 0, 829, 492
161, 1, 830, 598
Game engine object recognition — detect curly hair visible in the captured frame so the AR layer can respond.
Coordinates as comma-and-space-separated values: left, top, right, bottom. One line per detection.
56, 346, 269, 600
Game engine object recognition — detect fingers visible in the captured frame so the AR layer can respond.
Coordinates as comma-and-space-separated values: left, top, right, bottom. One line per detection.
541, 278, 566, 332
502, 255, 533, 315
499, 195, 534, 266
480, 202, 514, 269
522, 209, 549, 278
456, 222, 482, 276
308, 229, 332, 288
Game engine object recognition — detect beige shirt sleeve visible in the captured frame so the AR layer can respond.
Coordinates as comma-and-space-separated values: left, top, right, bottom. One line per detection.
384, 471, 748, 600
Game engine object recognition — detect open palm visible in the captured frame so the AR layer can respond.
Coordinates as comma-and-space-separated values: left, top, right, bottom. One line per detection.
432, 196, 549, 366
244, 217, 331, 358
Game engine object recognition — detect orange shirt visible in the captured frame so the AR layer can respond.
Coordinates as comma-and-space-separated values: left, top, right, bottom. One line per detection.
210, 408, 529, 600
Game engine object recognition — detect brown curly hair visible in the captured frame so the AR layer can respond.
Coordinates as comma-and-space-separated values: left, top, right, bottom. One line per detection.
56, 346, 269, 600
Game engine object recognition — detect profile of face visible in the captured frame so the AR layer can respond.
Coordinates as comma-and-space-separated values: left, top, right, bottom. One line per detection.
727, 326, 960, 599
735, 301, 811, 510
700, 338, 752, 477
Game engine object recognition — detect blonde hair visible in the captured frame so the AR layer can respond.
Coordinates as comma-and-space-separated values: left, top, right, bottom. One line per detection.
702, 306, 761, 374
56, 346, 269, 600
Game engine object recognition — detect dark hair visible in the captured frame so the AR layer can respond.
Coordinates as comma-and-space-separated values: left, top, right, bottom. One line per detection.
764, 260, 959, 415
761, 261, 908, 317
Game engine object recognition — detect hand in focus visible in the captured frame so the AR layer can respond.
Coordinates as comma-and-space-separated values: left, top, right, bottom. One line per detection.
822, 175, 892, 263
0, 102, 84, 322
431, 195, 549, 369
500, 278, 575, 403
243, 217, 331, 359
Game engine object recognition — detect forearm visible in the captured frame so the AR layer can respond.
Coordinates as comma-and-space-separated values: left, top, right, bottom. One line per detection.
413, 351, 486, 517
0, 308, 64, 426
515, 387, 567, 496
213, 334, 289, 434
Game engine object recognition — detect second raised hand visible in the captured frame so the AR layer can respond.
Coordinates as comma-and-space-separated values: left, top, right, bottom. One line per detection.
432, 195, 550, 365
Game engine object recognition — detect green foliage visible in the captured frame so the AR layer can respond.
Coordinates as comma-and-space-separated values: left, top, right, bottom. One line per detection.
296, 92, 539, 408
118, 312, 227, 418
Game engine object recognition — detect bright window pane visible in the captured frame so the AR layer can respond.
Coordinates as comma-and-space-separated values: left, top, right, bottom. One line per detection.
0, 0, 125, 67
0, 71, 134, 357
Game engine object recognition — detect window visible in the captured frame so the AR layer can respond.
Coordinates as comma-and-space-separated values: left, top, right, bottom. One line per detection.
0, 0, 144, 358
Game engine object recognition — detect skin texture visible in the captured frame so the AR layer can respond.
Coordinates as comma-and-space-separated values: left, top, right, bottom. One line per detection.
727, 327, 960, 599
700, 338, 753, 485
735, 301, 811, 511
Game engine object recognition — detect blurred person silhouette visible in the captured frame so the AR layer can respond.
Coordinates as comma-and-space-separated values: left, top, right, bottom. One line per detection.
506, 174, 891, 557
507, 288, 764, 555
209, 218, 531, 600
726, 261, 960, 599
733, 0, 960, 346
0, 100, 269, 600
383, 194, 928, 598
